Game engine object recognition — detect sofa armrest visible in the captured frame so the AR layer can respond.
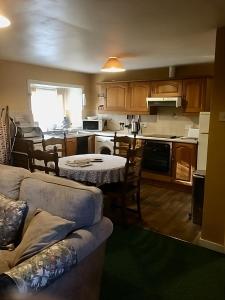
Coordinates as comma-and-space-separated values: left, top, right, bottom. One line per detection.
5, 239, 77, 293
4, 217, 113, 295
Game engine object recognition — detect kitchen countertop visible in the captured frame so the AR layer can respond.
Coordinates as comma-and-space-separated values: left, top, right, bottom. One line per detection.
42, 130, 198, 144
91, 130, 198, 144
43, 131, 94, 139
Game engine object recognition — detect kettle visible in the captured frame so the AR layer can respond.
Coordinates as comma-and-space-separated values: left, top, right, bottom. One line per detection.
131, 119, 140, 134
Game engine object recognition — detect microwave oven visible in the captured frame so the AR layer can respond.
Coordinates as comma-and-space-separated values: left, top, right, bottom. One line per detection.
82, 119, 104, 131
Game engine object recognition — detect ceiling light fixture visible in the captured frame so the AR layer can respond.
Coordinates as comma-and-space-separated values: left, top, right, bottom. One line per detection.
0, 15, 11, 28
101, 57, 125, 72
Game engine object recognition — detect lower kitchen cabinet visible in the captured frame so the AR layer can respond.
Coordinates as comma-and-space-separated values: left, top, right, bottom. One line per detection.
172, 142, 197, 186
88, 135, 95, 153
66, 135, 95, 155
66, 138, 77, 156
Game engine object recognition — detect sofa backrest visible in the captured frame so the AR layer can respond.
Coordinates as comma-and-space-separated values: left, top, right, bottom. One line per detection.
19, 172, 103, 230
0, 164, 30, 199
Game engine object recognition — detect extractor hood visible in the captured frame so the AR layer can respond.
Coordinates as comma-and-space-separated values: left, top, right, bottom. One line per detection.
146, 97, 182, 108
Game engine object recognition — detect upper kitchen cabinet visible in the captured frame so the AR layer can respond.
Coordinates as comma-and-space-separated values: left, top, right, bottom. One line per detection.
182, 79, 204, 113
97, 82, 156, 114
104, 83, 128, 112
151, 80, 182, 97
182, 78, 212, 113
128, 82, 150, 113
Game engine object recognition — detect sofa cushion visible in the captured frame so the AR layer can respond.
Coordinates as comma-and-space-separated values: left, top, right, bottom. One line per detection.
0, 250, 15, 273
5, 239, 77, 294
19, 173, 103, 230
0, 165, 30, 200
0, 194, 27, 249
13, 209, 77, 266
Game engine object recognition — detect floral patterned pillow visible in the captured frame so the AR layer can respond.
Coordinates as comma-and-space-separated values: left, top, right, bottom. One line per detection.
0, 193, 27, 250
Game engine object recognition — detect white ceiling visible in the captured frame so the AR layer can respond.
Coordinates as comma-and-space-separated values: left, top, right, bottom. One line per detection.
0, 0, 224, 73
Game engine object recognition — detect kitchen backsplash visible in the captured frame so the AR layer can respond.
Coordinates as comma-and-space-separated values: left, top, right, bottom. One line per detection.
98, 107, 199, 136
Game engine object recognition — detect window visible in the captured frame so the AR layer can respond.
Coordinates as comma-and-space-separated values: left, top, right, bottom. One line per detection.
30, 83, 83, 132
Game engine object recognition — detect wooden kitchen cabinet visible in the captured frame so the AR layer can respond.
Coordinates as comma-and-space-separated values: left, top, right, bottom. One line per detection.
97, 77, 212, 114
182, 78, 213, 113
151, 80, 182, 97
104, 83, 128, 112
88, 135, 95, 153
182, 78, 204, 113
172, 142, 197, 186
66, 138, 77, 156
97, 81, 156, 114
128, 82, 150, 112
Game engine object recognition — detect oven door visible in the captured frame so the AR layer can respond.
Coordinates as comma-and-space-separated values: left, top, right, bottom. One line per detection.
143, 140, 172, 175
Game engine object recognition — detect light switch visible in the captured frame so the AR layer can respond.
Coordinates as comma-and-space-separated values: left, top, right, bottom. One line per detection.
219, 112, 225, 122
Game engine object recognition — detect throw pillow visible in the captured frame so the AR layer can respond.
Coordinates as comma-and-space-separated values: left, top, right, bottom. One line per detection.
13, 209, 77, 266
0, 193, 27, 250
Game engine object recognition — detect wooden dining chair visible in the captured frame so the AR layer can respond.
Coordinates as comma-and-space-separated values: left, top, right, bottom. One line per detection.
101, 146, 144, 224
112, 131, 137, 157
42, 133, 67, 157
28, 146, 59, 176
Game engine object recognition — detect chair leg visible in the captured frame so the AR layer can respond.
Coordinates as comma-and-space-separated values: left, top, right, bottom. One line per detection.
136, 189, 142, 220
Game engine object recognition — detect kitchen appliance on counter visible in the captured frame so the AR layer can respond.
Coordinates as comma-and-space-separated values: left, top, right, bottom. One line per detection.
82, 119, 105, 131
142, 140, 172, 175
197, 112, 210, 170
16, 126, 43, 141
131, 118, 140, 134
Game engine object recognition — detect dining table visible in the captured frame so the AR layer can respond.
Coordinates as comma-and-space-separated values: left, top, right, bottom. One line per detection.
58, 153, 126, 186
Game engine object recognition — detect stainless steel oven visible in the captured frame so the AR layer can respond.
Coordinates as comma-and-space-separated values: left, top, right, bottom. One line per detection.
142, 140, 172, 175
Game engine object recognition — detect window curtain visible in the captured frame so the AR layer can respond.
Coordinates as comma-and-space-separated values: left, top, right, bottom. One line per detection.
31, 88, 64, 131
0, 107, 11, 164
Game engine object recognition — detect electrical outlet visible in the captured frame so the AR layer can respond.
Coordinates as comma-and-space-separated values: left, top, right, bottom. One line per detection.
140, 122, 147, 128
219, 112, 225, 122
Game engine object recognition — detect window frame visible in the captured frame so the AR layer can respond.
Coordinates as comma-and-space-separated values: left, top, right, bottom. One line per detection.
27, 80, 85, 130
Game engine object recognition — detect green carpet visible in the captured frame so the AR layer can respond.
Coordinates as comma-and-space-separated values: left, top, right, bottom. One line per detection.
100, 226, 225, 300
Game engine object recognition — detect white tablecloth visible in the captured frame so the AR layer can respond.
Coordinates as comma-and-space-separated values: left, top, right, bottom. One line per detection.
59, 154, 126, 185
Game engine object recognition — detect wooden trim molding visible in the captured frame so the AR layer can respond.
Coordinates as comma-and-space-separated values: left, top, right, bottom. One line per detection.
198, 236, 225, 254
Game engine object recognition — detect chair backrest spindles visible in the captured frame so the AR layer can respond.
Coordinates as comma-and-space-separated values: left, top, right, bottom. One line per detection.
113, 132, 137, 157
28, 146, 59, 176
42, 135, 67, 157
124, 146, 144, 188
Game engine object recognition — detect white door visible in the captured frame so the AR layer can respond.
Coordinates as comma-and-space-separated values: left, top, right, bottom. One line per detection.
197, 133, 208, 170
199, 112, 210, 134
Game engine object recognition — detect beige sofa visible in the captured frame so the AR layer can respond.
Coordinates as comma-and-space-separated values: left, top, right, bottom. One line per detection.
0, 164, 113, 300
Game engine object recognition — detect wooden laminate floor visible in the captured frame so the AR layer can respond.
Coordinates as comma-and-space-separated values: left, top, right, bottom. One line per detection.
103, 180, 201, 243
